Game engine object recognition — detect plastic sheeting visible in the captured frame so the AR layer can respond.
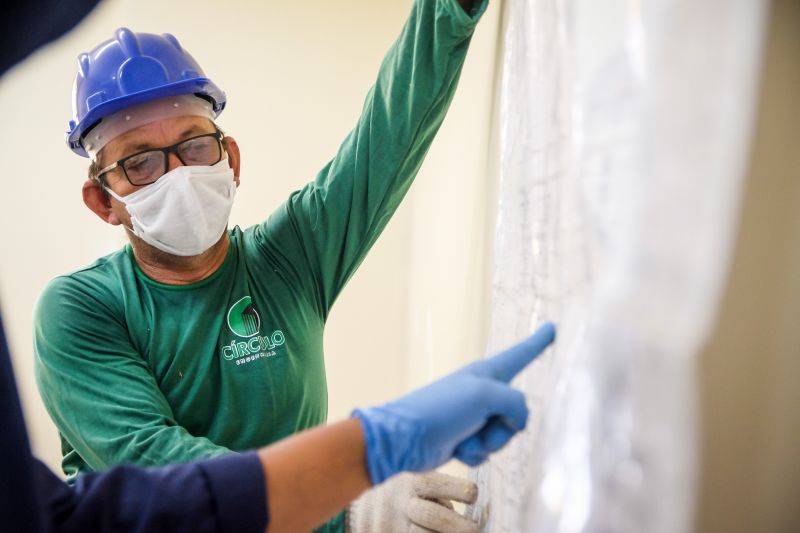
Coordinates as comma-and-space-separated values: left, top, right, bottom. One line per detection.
467, 1, 767, 532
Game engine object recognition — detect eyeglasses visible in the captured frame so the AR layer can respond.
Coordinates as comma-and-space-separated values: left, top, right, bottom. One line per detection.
98, 130, 225, 186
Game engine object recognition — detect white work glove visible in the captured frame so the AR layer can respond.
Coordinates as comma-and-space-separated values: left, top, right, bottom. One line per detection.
346, 471, 480, 533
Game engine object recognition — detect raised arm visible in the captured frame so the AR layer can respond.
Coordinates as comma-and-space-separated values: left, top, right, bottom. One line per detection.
254, 0, 489, 318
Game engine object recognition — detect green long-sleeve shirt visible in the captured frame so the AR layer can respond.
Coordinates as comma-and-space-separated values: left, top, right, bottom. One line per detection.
35, 0, 487, 530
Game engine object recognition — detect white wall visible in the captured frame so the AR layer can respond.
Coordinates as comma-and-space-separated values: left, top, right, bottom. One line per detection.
0, 0, 500, 472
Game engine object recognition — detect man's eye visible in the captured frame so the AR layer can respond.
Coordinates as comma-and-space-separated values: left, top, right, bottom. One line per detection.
183, 139, 213, 152
126, 154, 154, 171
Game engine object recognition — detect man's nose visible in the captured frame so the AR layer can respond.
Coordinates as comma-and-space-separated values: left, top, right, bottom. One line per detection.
166, 152, 184, 172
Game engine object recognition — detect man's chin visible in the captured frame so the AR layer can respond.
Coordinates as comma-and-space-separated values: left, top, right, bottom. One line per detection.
127, 227, 230, 263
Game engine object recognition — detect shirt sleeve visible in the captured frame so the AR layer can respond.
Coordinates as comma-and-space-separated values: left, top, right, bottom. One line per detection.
252, 0, 488, 319
36, 453, 268, 533
34, 276, 231, 479
1, 313, 46, 533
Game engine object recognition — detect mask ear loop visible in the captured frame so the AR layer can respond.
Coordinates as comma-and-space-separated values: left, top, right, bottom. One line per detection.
97, 180, 139, 236
102, 184, 125, 203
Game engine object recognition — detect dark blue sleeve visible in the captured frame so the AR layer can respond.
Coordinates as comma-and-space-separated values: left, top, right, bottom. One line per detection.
0, 313, 46, 533
3, 310, 269, 533
35, 452, 269, 533
0, 0, 102, 76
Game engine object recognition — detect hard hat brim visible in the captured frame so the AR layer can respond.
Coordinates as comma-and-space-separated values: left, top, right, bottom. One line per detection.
67, 77, 226, 158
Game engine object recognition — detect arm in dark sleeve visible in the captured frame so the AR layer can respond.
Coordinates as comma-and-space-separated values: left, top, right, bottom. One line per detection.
0, 313, 45, 533
35, 453, 268, 533
5, 307, 267, 533
1, 0, 101, 76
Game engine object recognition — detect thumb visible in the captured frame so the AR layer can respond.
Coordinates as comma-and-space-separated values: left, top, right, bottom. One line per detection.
453, 416, 519, 466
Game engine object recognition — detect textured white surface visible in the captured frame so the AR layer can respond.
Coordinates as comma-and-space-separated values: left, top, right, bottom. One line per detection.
468, 1, 767, 531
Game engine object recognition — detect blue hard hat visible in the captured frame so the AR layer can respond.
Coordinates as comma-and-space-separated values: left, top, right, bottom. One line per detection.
67, 27, 226, 157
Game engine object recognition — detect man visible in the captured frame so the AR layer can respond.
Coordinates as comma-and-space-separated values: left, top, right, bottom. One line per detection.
34, 0, 490, 531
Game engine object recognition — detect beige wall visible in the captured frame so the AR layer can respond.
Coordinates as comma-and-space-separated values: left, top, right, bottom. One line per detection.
695, 1, 800, 531
0, 0, 500, 473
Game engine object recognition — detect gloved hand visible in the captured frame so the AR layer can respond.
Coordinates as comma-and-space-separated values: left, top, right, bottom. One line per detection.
352, 322, 556, 485
347, 471, 480, 533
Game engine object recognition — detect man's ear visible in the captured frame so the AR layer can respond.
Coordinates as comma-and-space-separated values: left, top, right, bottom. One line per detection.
82, 179, 122, 225
223, 136, 241, 186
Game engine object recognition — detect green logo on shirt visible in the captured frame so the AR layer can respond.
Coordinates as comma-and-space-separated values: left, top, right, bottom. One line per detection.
227, 296, 261, 337
222, 296, 286, 365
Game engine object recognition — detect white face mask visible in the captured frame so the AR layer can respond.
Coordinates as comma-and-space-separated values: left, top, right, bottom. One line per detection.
104, 160, 237, 257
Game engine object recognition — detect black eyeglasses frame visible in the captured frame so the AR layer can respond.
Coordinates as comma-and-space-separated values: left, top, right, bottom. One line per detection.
97, 128, 225, 187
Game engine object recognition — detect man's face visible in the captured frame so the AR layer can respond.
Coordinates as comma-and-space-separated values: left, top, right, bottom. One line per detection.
85, 114, 241, 232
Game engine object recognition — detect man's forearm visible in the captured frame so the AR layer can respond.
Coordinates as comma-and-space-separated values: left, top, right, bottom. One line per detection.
260, 419, 370, 533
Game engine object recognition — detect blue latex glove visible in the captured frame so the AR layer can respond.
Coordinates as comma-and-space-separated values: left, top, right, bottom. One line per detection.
352, 322, 556, 485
